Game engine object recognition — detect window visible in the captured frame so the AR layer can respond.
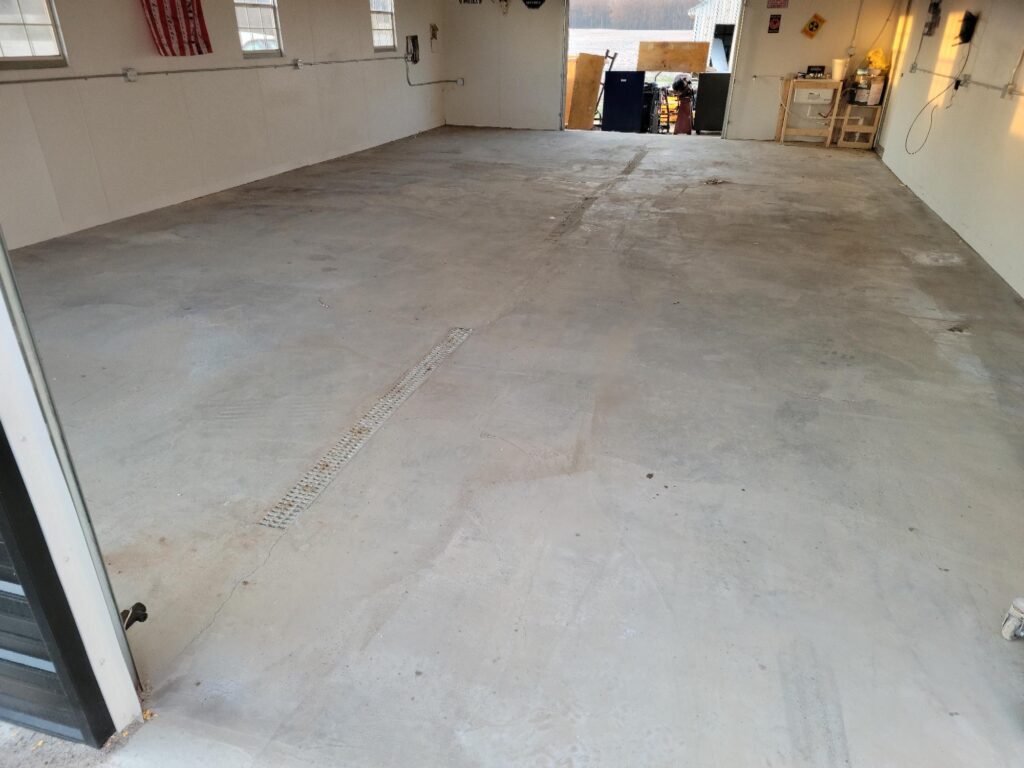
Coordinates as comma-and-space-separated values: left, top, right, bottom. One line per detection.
369, 0, 396, 51
234, 0, 282, 57
0, 0, 64, 66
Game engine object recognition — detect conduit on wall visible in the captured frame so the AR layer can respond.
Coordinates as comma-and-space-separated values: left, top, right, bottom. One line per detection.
0, 55, 406, 87
1, 54, 466, 92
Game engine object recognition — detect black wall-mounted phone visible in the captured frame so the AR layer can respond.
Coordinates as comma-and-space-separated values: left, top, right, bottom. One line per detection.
958, 12, 979, 44
406, 35, 420, 64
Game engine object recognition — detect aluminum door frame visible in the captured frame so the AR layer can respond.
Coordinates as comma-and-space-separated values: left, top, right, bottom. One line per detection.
0, 229, 141, 744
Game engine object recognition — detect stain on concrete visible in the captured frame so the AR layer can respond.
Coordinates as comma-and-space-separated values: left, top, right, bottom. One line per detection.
549, 149, 647, 239
780, 641, 852, 767
902, 248, 966, 267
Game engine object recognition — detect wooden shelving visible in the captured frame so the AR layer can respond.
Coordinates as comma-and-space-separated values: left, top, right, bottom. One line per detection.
777, 79, 842, 146
776, 79, 884, 150
834, 103, 882, 149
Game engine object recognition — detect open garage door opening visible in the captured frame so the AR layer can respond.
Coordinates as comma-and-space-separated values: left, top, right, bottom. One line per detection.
564, 0, 740, 134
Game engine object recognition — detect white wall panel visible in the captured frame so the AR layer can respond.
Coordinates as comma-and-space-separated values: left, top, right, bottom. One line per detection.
23, 81, 111, 235
76, 76, 205, 220
878, 0, 1024, 296
180, 69, 274, 191
315, 63, 373, 160
258, 67, 327, 170
0, 86, 64, 246
0, 0, 446, 248
443, 0, 566, 130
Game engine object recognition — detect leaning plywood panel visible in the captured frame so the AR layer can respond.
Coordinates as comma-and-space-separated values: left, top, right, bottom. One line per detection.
565, 56, 578, 127
637, 42, 710, 73
566, 53, 605, 130
774, 79, 794, 142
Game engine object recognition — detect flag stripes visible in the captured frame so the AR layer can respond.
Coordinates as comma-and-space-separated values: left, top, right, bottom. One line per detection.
139, 0, 213, 56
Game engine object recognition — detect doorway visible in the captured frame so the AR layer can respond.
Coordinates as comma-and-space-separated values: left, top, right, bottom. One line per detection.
563, 0, 742, 134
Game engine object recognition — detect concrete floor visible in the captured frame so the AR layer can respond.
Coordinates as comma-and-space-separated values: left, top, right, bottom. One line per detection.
2, 127, 1024, 766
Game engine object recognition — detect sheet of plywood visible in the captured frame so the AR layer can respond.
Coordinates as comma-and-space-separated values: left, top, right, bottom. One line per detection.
636, 41, 709, 73
566, 53, 604, 130
775, 79, 793, 141
565, 56, 577, 127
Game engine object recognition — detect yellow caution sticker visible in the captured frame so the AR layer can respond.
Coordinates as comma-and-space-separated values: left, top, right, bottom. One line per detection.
802, 13, 827, 39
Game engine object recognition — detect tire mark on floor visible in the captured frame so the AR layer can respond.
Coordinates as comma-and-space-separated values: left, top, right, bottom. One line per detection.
549, 149, 648, 239
779, 639, 853, 767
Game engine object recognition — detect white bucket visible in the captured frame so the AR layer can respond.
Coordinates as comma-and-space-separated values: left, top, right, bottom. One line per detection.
867, 76, 885, 106
832, 57, 848, 82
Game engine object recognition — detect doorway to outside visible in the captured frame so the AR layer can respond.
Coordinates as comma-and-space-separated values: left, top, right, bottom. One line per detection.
564, 0, 742, 135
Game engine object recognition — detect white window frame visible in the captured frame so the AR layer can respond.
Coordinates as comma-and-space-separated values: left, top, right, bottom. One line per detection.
233, 0, 284, 59
0, 0, 67, 69
369, 0, 397, 52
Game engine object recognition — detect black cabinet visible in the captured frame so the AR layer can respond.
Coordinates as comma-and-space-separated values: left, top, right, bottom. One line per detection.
694, 73, 731, 134
602, 71, 646, 133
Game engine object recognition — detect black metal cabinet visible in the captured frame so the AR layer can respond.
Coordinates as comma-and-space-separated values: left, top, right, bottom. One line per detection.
602, 71, 646, 133
694, 73, 731, 134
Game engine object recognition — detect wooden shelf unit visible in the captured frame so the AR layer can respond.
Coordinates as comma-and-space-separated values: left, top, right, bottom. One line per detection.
834, 103, 882, 149
777, 79, 842, 146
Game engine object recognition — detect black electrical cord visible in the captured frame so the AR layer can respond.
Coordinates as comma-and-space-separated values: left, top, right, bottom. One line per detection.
818, 86, 858, 119
904, 41, 972, 155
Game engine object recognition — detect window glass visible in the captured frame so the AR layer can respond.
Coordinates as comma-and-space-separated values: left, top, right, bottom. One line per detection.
0, 0, 63, 62
234, 0, 282, 56
369, 0, 396, 51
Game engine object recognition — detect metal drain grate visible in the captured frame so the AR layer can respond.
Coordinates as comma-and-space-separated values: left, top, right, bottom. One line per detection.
260, 327, 472, 529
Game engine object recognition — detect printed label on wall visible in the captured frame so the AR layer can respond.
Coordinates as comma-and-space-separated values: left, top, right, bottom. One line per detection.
767, 0, 789, 8
768, 14, 782, 33
801, 13, 827, 39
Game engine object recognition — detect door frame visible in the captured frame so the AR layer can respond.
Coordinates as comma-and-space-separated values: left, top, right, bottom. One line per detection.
0, 229, 141, 742
560, 0, 570, 129
721, 0, 750, 139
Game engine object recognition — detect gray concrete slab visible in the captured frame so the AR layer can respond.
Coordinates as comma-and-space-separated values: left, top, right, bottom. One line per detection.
2, 127, 1023, 766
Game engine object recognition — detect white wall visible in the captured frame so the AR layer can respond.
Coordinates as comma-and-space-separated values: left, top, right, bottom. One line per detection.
878, 0, 1024, 296
442, 0, 566, 130
0, 0, 446, 249
727, 0, 897, 140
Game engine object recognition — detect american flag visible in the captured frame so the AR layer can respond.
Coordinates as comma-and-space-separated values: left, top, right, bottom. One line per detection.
139, 0, 213, 56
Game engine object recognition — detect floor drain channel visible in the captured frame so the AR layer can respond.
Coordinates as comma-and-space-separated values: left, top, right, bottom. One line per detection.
260, 327, 473, 529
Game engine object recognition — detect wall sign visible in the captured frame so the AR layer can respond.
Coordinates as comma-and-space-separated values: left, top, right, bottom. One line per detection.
767, 0, 789, 7
801, 13, 827, 38
523, 0, 546, 6
768, 14, 782, 33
